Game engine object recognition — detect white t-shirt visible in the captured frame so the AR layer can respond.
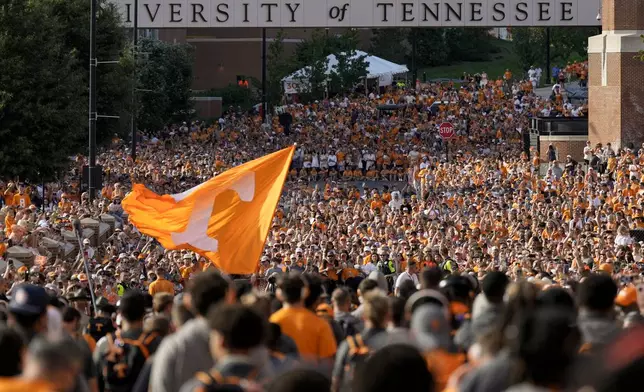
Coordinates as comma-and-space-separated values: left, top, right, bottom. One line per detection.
328, 154, 337, 167
615, 235, 634, 247
362, 263, 377, 276
583, 146, 593, 161
395, 271, 419, 290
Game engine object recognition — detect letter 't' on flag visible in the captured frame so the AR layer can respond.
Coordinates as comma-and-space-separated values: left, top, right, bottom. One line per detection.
122, 146, 295, 274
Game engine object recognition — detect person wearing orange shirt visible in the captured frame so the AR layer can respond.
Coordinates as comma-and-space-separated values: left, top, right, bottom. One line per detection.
148, 267, 175, 296
370, 196, 383, 212
4, 210, 15, 236
12, 186, 31, 209
269, 273, 337, 362
3, 183, 16, 206
58, 194, 72, 213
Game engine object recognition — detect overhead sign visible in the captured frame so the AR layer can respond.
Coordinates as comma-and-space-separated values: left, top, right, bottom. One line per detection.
439, 122, 455, 140
112, 0, 601, 28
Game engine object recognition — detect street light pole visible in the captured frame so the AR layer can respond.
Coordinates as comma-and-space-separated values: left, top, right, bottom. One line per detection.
88, 0, 98, 203
411, 29, 417, 85
131, 0, 139, 161
545, 27, 551, 82
261, 28, 267, 124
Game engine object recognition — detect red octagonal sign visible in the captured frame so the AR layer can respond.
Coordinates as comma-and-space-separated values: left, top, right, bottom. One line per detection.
439, 122, 455, 140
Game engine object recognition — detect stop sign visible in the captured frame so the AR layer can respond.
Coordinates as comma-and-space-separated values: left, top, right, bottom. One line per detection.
439, 122, 455, 140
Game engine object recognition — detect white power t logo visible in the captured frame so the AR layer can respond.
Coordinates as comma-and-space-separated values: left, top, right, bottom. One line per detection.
170, 172, 256, 251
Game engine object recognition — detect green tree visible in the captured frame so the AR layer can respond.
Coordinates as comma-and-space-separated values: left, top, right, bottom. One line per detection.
414, 29, 451, 67
266, 30, 296, 106
329, 50, 368, 94
637, 35, 644, 61
445, 28, 495, 62
135, 38, 194, 133
294, 29, 366, 99
370, 29, 410, 65
513, 27, 600, 72
512, 28, 546, 71
0, 0, 85, 179
294, 29, 329, 66
48, 0, 133, 144
295, 57, 329, 102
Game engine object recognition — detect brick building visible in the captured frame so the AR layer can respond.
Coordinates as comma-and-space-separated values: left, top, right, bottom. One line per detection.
588, 0, 644, 148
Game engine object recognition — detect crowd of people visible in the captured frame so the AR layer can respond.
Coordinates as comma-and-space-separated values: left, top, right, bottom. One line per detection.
0, 71, 641, 392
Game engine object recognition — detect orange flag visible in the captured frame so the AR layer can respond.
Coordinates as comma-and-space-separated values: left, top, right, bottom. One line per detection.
122, 146, 295, 274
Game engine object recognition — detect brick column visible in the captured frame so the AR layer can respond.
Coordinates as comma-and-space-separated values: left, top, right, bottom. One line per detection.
588, 0, 644, 149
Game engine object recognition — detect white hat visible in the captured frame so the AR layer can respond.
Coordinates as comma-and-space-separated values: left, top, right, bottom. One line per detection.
83, 239, 90, 245
296, 248, 303, 253
364, 246, 372, 252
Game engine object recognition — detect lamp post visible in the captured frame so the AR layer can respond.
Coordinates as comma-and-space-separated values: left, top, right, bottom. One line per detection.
131, 0, 139, 161
88, 0, 97, 202
261, 28, 267, 124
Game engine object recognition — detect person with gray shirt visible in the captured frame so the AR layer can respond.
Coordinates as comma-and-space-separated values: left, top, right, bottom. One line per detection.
149, 270, 234, 392
332, 287, 362, 336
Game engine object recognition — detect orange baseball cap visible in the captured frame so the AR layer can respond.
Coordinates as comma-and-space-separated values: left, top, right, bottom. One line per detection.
78, 273, 88, 282
615, 286, 637, 307
17, 266, 28, 274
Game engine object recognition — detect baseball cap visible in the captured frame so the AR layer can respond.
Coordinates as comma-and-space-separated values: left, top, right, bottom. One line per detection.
96, 296, 117, 313
9, 284, 49, 316
616, 286, 637, 308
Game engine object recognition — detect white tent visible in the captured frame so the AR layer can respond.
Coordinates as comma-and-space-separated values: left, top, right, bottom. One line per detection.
283, 50, 408, 94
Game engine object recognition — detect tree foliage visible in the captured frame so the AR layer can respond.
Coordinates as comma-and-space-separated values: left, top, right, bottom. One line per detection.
294, 29, 367, 100
135, 38, 194, 133
48, 0, 133, 144
370, 29, 411, 65
266, 30, 296, 107
370, 28, 495, 68
329, 50, 368, 94
512, 28, 546, 72
0, 0, 194, 179
512, 27, 600, 71
0, 0, 86, 179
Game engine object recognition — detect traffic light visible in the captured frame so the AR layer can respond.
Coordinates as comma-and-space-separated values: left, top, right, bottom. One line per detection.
237, 75, 249, 88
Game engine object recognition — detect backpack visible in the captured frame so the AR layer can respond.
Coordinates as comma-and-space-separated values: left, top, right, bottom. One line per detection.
193, 368, 258, 392
342, 334, 373, 389
101, 331, 158, 392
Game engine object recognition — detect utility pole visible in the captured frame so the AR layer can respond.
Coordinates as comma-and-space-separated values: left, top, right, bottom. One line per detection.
545, 27, 551, 82
88, 0, 98, 203
131, 0, 139, 161
261, 27, 267, 124
411, 29, 417, 86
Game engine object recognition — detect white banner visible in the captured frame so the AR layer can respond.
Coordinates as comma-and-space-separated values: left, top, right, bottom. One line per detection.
284, 81, 303, 94
112, 0, 601, 28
